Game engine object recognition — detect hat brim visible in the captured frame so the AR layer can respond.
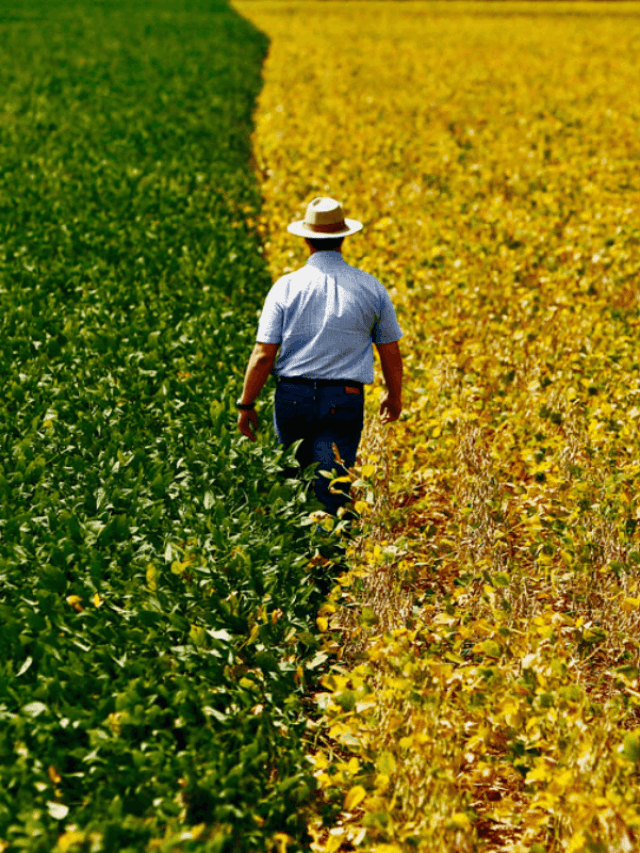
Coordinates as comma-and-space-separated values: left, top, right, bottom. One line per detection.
287, 218, 363, 238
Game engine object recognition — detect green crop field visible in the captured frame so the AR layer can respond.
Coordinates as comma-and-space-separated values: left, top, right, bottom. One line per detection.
0, 2, 334, 851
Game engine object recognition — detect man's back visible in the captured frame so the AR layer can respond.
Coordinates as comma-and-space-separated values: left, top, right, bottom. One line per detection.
257, 250, 401, 383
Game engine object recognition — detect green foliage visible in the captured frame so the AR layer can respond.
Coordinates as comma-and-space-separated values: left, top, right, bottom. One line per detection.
0, 1, 334, 850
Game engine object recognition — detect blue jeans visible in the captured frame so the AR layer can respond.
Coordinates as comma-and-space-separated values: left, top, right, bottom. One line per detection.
274, 379, 364, 516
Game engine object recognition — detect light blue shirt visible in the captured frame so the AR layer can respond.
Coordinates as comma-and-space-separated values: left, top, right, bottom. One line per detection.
256, 251, 402, 385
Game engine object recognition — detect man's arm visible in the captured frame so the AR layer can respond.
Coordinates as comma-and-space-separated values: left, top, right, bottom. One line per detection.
376, 339, 403, 422
237, 342, 279, 441
239, 342, 279, 406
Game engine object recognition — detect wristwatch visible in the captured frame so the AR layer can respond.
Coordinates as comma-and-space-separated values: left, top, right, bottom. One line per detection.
236, 399, 255, 410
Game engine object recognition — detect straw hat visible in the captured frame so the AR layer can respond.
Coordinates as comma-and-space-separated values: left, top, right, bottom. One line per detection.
287, 197, 363, 239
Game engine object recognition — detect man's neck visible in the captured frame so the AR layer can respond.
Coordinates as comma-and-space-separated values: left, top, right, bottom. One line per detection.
308, 247, 342, 256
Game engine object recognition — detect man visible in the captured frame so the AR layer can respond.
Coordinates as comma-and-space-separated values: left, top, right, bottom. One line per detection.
237, 197, 403, 517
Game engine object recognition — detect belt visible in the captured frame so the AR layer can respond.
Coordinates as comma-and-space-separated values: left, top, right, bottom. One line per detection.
277, 376, 363, 391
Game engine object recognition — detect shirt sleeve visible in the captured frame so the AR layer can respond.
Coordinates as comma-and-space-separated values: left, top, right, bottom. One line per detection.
256, 283, 284, 344
372, 286, 403, 345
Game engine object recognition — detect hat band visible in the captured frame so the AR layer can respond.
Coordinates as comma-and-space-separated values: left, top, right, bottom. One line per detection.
305, 219, 347, 233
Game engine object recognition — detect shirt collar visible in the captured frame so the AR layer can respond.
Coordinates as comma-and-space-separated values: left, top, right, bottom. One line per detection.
305, 251, 347, 271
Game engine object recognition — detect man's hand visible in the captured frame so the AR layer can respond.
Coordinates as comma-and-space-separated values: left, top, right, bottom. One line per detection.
380, 394, 402, 423
236, 342, 279, 442
238, 408, 258, 441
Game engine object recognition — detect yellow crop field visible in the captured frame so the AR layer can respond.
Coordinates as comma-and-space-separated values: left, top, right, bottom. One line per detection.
234, 2, 640, 850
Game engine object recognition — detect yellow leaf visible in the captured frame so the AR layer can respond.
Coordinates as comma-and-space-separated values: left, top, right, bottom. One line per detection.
146, 563, 157, 591
312, 751, 329, 770
273, 833, 292, 853
324, 832, 344, 853
189, 624, 206, 646
567, 831, 587, 853
55, 831, 85, 853
448, 812, 472, 831
316, 771, 332, 790
374, 773, 390, 791
189, 824, 206, 840
549, 768, 574, 794
500, 698, 521, 726
106, 712, 122, 734
316, 617, 329, 632
376, 751, 396, 775
361, 464, 376, 478
171, 560, 189, 575
65, 595, 83, 612
344, 785, 367, 810
92, 593, 103, 607
48, 765, 61, 784
526, 764, 550, 784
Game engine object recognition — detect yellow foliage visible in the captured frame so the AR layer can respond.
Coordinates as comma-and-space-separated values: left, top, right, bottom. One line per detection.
55, 832, 85, 853
235, 0, 640, 850
344, 785, 367, 811
273, 833, 293, 853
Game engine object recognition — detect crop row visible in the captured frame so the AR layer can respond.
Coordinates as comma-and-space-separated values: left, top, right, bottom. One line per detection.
0, 2, 332, 851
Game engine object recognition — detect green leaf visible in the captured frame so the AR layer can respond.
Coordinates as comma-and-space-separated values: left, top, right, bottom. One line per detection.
47, 802, 70, 820
22, 701, 47, 717
622, 732, 640, 763
482, 639, 502, 658
16, 657, 33, 677
616, 665, 639, 681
